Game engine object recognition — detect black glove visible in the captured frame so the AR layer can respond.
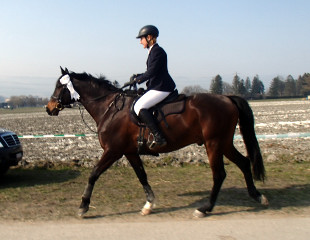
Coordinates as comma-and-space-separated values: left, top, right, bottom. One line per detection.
130, 74, 138, 84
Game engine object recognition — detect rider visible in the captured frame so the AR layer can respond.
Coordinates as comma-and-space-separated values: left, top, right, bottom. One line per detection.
131, 25, 176, 149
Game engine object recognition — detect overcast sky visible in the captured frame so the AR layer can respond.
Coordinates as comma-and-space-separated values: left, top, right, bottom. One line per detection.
1, 0, 309, 97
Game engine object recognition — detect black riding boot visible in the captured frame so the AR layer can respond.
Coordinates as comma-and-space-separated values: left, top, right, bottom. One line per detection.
138, 109, 167, 149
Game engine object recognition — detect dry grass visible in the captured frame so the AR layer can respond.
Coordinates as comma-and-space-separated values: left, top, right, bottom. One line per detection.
0, 161, 309, 221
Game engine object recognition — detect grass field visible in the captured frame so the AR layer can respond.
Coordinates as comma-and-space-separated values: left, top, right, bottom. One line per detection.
0, 161, 309, 221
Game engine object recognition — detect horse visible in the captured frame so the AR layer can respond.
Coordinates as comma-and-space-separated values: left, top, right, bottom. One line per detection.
46, 67, 268, 218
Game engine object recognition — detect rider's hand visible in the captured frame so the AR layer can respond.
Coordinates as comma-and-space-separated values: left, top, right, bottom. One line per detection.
130, 74, 137, 84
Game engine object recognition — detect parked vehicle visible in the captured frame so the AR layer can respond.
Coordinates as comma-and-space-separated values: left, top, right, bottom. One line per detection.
0, 128, 23, 175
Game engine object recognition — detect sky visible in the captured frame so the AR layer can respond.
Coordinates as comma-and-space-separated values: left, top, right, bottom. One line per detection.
1, 0, 309, 98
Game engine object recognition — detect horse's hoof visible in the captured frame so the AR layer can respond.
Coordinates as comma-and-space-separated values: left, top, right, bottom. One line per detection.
193, 209, 207, 218
141, 208, 152, 216
78, 207, 89, 218
260, 194, 269, 206
140, 201, 154, 216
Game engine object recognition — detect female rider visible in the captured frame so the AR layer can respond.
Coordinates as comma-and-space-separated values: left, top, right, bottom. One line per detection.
131, 25, 176, 149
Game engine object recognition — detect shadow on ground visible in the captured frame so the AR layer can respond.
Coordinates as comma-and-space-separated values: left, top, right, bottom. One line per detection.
81, 184, 310, 219
0, 168, 80, 188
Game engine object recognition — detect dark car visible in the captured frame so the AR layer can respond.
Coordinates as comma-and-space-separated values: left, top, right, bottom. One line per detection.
0, 128, 23, 175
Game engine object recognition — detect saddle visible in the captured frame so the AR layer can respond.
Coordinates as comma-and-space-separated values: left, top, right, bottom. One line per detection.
128, 89, 187, 155
130, 89, 187, 127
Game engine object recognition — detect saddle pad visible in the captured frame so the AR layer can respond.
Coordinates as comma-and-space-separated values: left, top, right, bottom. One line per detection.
130, 95, 187, 126
153, 99, 186, 122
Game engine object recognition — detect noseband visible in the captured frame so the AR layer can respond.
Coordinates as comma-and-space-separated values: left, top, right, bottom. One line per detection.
51, 85, 68, 111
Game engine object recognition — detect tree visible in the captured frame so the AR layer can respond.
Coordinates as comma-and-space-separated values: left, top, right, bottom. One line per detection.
245, 77, 251, 94
7, 95, 48, 108
283, 75, 296, 96
237, 79, 247, 96
210, 75, 223, 94
251, 75, 265, 98
182, 85, 207, 96
268, 76, 285, 97
296, 75, 303, 96
299, 73, 310, 96
232, 74, 240, 95
222, 82, 233, 94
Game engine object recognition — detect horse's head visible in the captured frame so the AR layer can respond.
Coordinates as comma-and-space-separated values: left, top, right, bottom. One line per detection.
46, 67, 77, 116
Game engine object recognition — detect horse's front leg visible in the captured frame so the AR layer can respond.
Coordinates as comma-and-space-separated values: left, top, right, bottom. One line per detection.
79, 151, 121, 217
125, 154, 155, 215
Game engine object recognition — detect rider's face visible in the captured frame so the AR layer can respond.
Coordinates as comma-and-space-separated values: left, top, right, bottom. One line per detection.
140, 36, 150, 49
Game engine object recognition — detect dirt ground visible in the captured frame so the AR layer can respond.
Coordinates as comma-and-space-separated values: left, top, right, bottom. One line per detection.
0, 215, 310, 240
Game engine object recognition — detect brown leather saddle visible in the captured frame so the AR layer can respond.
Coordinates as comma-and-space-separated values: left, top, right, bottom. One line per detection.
130, 89, 187, 127
128, 89, 187, 155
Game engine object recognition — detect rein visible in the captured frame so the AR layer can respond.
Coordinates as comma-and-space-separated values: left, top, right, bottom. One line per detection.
78, 105, 97, 133
78, 93, 125, 133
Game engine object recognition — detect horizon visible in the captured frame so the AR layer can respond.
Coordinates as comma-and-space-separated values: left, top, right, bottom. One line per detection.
0, 72, 306, 100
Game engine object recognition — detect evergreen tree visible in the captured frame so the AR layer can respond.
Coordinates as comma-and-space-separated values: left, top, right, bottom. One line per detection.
232, 74, 240, 95
269, 76, 284, 97
251, 75, 265, 98
284, 75, 296, 96
244, 77, 251, 98
296, 75, 303, 96
245, 77, 251, 92
299, 73, 310, 96
238, 79, 247, 96
210, 75, 223, 94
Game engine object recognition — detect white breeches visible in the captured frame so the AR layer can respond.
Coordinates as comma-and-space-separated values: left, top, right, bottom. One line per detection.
134, 90, 171, 115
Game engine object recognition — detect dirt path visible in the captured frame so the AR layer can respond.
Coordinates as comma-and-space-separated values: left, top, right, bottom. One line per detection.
1, 215, 309, 240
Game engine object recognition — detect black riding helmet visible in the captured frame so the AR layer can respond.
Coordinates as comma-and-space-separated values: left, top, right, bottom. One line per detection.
136, 25, 159, 39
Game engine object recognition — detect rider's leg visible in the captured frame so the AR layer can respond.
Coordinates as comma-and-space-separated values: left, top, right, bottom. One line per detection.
138, 109, 167, 148
134, 90, 170, 149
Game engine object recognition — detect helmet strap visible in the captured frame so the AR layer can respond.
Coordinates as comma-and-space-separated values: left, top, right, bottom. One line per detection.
146, 36, 156, 49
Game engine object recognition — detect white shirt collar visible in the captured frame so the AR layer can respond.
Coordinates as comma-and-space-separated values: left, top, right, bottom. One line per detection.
148, 43, 157, 55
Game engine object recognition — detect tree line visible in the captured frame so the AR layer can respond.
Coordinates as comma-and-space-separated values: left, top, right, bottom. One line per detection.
207, 73, 310, 99
2, 95, 49, 108
2, 73, 309, 108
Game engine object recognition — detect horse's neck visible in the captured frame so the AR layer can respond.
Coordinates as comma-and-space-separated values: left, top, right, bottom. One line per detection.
79, 91, 117, 125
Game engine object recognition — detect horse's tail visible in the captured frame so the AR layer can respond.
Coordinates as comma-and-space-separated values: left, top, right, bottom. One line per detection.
227, 95, 265, 181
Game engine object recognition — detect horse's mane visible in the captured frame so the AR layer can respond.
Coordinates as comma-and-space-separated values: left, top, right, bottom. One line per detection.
70, 71, 120, 93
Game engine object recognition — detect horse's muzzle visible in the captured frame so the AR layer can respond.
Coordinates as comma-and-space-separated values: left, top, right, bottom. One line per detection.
46, 106, 59, 116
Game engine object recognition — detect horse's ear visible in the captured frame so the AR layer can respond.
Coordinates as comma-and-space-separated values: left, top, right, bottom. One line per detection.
60, 66, 66, 75
65, 68, 69, 74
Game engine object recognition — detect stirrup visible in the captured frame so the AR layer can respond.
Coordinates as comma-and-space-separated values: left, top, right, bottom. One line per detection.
148, 138, 167, 149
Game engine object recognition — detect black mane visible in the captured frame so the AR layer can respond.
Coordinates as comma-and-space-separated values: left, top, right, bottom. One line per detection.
70, 72, 120, 93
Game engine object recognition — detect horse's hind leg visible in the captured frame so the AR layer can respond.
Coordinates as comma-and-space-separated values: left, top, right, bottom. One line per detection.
126, 154, 155, 215
225, 145, 268, 205
194, 143, 226, 218
79, 151, 122, 217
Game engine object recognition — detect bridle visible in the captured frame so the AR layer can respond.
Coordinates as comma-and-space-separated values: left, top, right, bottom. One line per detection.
50, 77, 126, 133
51, 84, 71, 111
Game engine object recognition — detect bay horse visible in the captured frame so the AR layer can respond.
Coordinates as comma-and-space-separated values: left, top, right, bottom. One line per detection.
46, 67, 268, 218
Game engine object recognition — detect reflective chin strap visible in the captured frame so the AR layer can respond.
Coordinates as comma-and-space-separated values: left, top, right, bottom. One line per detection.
59, 74, 80, 101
